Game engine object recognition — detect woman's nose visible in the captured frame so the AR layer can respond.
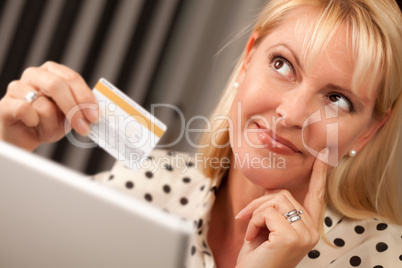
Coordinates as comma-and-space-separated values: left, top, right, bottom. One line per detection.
275, 87, 318, 128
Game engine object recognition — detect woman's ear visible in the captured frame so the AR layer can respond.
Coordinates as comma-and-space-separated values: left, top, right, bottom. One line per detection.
242, 31, 259, 72
350, 108, 391, 153
236, 32, 259, 84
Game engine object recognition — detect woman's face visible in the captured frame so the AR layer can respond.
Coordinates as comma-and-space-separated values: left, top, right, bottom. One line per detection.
229, 7, 383, 190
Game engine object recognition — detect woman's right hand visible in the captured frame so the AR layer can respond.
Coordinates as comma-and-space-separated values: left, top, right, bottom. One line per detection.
0, 61, 99, 151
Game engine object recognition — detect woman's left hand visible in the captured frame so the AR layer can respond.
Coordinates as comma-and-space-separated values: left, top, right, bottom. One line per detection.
235, 156, 328, 268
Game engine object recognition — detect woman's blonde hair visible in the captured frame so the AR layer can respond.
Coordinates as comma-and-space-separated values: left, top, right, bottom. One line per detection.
199, 0, 402, 224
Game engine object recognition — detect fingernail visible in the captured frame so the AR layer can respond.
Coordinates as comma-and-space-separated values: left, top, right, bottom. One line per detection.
235, 208, 247, 219
76, 118, 90, 135
87, 108, 99, 123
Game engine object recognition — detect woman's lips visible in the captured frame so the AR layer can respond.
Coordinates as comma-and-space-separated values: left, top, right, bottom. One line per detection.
255, 123, 301, 155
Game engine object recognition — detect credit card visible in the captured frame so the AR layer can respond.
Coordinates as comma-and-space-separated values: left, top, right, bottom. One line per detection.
88, 78, 167, 171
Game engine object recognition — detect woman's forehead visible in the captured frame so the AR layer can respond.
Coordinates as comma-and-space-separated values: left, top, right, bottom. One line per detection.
259, 6, 379, 101
274, 7, 352, 69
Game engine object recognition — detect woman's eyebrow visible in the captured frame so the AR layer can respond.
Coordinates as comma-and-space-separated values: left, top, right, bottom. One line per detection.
267, 43, 304, 70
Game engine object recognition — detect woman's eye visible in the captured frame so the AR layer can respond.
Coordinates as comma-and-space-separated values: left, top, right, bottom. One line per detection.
272, 58, 294, 80
328, 93, 353, 112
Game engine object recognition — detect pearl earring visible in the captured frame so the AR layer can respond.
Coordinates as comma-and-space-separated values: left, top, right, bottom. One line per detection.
234, 82, 239, 89
349, 150, 357, 157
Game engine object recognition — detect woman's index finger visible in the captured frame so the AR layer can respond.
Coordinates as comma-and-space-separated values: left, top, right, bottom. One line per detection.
303, 151, 328, 227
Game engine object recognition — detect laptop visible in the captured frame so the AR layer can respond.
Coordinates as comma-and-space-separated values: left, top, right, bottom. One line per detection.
0, 141, 191, 268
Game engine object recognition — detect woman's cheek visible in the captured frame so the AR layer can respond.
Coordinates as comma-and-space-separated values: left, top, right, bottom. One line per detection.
307, 120, 357, 167
301, 120, 340, 165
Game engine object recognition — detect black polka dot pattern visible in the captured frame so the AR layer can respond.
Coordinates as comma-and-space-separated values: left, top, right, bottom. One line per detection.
308, 250, 320, 259
102, 150, 402, 267
376, 242, 388, 252
376, 223, 388, 231
144, 193, 152, 202
180, 197, 188, 205
125, 181, 134, 189
164, 164, 173, 171
350, 256, 361, 266
202, 250, 211, 256
186, 161, 194, 167
355, 225, 365, 234
197, 219, 203, 229
163, 185, 171, 193
325, 216, 333, 227
334, 238, 345, 247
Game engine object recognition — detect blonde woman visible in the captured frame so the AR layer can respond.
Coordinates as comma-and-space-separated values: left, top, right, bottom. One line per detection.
0, 0, 401, 267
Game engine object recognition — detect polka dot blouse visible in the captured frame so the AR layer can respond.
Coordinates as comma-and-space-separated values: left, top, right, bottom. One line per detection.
93, 150, 402, 268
